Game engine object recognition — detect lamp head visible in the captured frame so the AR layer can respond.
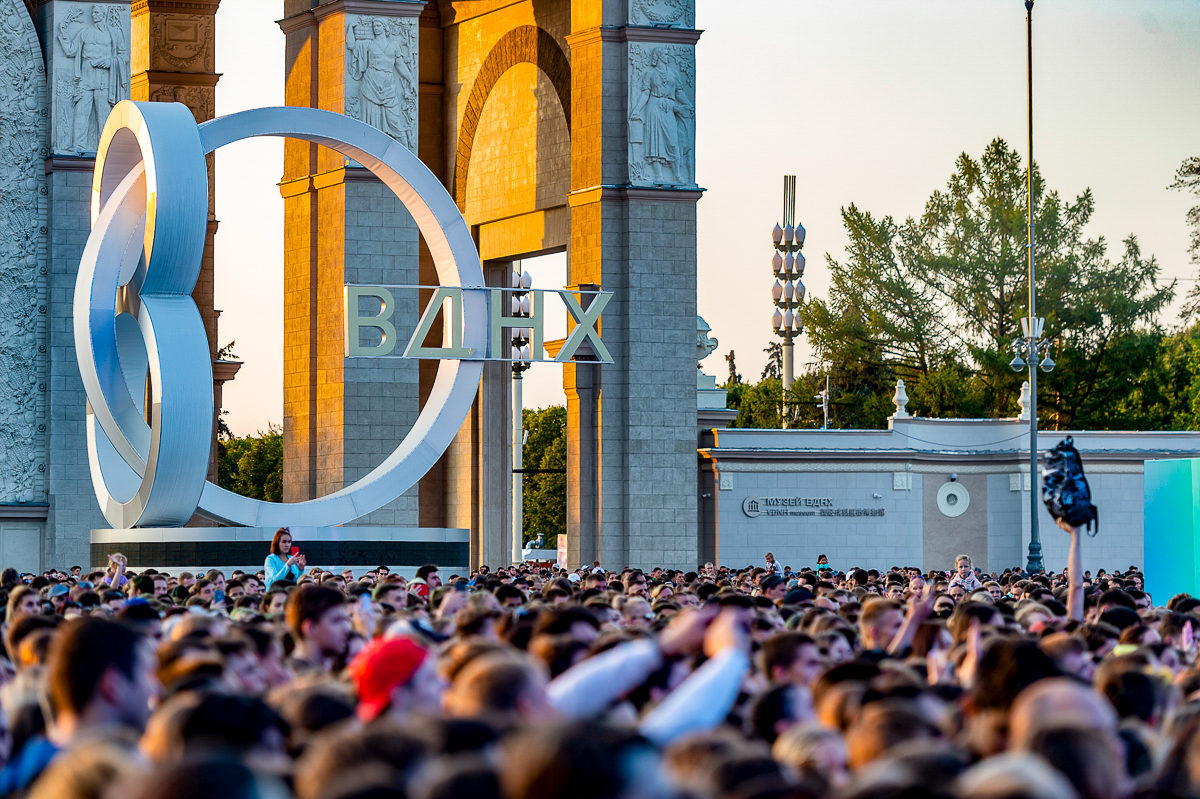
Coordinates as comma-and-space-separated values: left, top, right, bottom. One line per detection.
1040, 354, 1055, 373
1009, 353, 1026, 372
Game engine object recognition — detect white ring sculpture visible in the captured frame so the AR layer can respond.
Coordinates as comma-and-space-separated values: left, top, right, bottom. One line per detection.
75, 101, 486, 529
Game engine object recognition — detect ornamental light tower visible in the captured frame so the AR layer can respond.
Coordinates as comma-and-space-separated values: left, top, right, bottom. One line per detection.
770, 175, 806, 427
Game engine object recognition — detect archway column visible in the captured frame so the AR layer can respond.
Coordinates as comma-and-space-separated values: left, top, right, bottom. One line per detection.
566, 2, 702, 571
278, 0, 424, 526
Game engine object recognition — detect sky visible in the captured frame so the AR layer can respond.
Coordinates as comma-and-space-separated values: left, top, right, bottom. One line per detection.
212, 0, 1200, 436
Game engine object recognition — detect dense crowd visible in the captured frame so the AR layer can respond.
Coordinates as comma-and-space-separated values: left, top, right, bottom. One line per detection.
0, 523, 1196, 799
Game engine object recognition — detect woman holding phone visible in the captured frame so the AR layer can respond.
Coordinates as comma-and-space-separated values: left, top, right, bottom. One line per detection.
265, 527, 305, 589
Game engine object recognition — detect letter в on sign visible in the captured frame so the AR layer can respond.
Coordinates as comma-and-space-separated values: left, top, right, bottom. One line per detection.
344, 286, 397, 357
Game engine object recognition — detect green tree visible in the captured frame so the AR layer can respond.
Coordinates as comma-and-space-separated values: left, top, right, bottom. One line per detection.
522, 405, 566, 546
805, 138, 1173, 427
217, 424, 283, 502
1169, 156, 1200, 320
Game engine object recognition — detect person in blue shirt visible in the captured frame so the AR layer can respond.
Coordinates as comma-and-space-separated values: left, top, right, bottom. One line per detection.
264, 527, 305, 589
816, 554, 832, 572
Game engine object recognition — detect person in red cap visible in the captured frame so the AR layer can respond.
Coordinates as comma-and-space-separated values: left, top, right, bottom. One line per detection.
347, 636, 444, 722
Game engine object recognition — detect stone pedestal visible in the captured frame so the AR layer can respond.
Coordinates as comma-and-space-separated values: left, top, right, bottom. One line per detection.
279, 0, 424, 526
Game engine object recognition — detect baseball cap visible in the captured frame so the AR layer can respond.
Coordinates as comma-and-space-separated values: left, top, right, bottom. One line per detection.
347, 636, 430, 722
760, 575, 784, 591
567, 573, 581, 583
48, 584, 70, 598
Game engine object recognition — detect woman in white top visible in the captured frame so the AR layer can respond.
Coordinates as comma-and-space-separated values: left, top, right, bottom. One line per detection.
264, 527, 305, 589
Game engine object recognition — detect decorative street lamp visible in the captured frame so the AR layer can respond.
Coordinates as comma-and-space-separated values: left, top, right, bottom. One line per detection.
510, 267, 532, 566
1006, 0, 1056, 573
771, 175, 806, 428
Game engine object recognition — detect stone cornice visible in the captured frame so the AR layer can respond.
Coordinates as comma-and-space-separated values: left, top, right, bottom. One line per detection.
0, 504, 49, 520
566, 25, 701, 48
44, 156, 95, 174
312, 0, 426, 22
132, 71, 221, 88
568, 185, 705, 207
434, 0, 524, 27
131, 0, 217, 13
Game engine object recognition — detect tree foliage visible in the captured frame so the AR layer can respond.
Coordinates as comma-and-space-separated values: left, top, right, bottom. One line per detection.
796, 138, 1174, 429
522, 405, 566, 546
217, 424, 283, 502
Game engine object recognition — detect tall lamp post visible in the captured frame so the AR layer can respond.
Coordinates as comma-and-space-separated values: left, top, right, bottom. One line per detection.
510, 267, 533, 565
770, 175, 806, 428
1007, 0, 1056, 573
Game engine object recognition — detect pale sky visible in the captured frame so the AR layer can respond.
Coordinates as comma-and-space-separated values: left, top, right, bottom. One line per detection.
213, 0, 1200, 436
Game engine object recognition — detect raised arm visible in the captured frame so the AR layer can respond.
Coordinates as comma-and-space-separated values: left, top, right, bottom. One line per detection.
889, 583, 935, 655
1058, 518, 1084, 622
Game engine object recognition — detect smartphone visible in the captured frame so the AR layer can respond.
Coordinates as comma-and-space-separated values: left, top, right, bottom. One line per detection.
290, 546, 300, 556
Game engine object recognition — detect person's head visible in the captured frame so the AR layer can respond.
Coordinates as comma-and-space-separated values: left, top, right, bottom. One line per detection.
152, 575, 169, 598
178, 572, 195, 589
760, 574, 787, 601
286, 585, 351, 660
444, 652, 556, 722
349, 636, 444, 720
270, 527, 293, 558
817, 554, 829, 565
765, 552, 776, 564
500, 721, 670, 799
1009, 678, 1119, 751
204, 570, 226, 594
47, 618, 159, 734
191, 580, 215, 602
773, 723, 849, 791
262, 589, 289, 616
7, 585, 40, 620
416, 564, 442, 590
955, 555, 972, 579
859, 598, 904, 651
758, 632, 823, 687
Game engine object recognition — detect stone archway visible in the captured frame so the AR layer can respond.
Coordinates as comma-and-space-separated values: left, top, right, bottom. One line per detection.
280, 0, 703, 571
452, 25, 571, 211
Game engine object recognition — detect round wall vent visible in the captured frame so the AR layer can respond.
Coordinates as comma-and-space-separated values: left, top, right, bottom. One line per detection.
937, 482, 970, 518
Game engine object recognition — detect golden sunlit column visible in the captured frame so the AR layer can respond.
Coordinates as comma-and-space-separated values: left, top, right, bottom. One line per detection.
566, 0, 702, 570
278, 0, 424, 525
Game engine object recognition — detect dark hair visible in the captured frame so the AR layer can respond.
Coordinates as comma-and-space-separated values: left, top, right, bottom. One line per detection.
416, 564, 439, 581
748, 684, 798, 743
121, 758, 271, 799
757, 632, 815, 682
47, 618, 143, 716
285, 585, 345, 638
270, 527, 292, 558
499, 721, 653, 799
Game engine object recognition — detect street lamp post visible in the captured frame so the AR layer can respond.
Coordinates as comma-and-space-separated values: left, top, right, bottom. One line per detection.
510, 267, 533, 566
771, 175, 806, 428
1007, 0, 1057, 573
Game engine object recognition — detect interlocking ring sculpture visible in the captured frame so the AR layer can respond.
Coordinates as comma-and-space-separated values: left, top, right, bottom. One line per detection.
76, 100, 486, 529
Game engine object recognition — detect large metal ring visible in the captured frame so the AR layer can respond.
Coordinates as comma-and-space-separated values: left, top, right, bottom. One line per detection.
76, 101, 486, 529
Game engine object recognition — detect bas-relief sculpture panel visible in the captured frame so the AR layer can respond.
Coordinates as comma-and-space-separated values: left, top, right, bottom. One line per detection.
628, 43, 695, 187
344, 15, 417, 151
0, 0, 49, 503
150, 13, 213, 72
51, 2, 130, 154
630, 0, 694, 29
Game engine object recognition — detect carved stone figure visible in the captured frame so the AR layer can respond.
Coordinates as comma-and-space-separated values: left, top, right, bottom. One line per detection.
697, 315, 718, 366
55, 4, 129, 153
0, 0, 48, 502
345, 16, 417, 150
628, 45, 694, 186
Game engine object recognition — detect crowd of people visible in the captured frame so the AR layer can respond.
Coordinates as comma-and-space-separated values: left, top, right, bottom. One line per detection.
0, 522, 1195, 799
